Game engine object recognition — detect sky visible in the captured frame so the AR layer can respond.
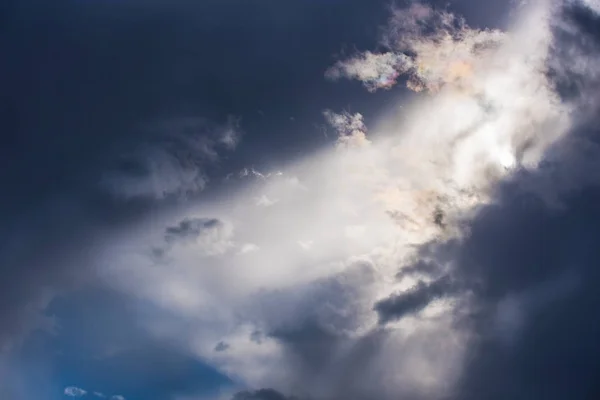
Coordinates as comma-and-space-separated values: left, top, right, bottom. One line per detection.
2, 0, 600, 399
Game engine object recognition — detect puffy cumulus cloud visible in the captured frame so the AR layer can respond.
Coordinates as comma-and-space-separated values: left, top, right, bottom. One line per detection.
328, 2, 505, 93
100, 116, 242, 201
325, 51, 412, 92
323, 110, 371, 148
48, 2, 600, 400
64, 386, 87, 397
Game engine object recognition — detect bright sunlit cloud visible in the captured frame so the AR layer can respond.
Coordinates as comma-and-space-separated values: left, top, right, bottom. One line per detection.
94, 1, 598, 398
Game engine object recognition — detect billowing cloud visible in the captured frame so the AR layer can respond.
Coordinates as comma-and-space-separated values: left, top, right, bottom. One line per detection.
89, 2, 600, 399
327, 2, 505, 93
322, 110, 371, 148
4, 1, 600, 400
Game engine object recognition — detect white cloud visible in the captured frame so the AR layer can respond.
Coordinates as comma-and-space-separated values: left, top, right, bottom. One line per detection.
323, 110, 371, 148
93, 1, 600, 399
326, 51, 413, 92
328, 2, 506, 94
64, 386, 87, 397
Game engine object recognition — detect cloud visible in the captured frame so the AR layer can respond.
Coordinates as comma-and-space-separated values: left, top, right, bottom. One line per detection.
165, 218, 222, 244
326, 51, 413, 92
374, 276, 459, 324
5, 2, 599, 400
162, 217, 234, 257
215, 341, 230, 352
64, 386, 87, 397
93, 3, 600, 398
328, 2, 505, 93
232, 389, 297, 400
100, 116, 242, 201
322, 110, 371, 148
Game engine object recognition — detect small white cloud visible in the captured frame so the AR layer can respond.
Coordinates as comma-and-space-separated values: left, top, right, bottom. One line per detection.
239, 167, 266, 179
326, 51, 413, 92
218, 116, 243, 150
94, 393, 106, 398
323, 110, 371, 148
64, 386, 87, 397
110, 396, 126, 400
255, 195, 278, 207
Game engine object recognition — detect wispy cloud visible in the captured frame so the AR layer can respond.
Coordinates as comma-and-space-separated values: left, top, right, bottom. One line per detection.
64, 386, 87, 397
100, 116, 242, 200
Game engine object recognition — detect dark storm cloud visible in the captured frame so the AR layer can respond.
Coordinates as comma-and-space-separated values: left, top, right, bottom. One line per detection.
165, 218, 222, 243
360, 7, 600, 398
214, 341, 230, 352
548, 1, 600, 103
441, 181, 600, 399
444, 6, 600, 398
374, 276, 459, 324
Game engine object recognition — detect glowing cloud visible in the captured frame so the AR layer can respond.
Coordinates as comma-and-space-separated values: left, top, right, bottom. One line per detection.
64, 387, 87, 397
328, 2, 505, 94
97, 1, 600, 399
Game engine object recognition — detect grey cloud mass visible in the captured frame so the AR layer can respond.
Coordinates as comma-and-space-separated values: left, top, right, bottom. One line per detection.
374, 276, 459, 324
165, 218, 223, 244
